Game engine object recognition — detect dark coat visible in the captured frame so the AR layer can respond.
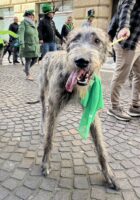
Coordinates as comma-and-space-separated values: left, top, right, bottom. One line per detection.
9, 22, 19, 42
61, 24, 74, 39
38, 15, 62, 43
18, 19, 40, 58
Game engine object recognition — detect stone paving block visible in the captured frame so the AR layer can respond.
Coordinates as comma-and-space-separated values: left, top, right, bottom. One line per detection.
30, 165, 42, 176
131, 158, 140, 166
15, 186, 33, 200
59, 178, 73, 189
0, 170, 9, 181
11, 169, 27, 180
114, 171, 127, 179
121, 160, 134, 169
35, 157, 42, 165
134, 188, 140, 198
0, 186, 9, 200
72, 190, 90, 200
4, 195, 21, 200
0, 152, 10, 160
72, 146, 82, 152
50, 162, 61, 171
2, 178, 19, 190
118, 179, 132, 190
106, 193, 123, 200
87, 164, 100, 174
74, 176, 89, 189
84, 156, 98, 164
61, 168, 73, 178
61, 160, 72, 168
129, 177, 140, 187
60, 153, 71, 160
73, 158, 85, 166
1, 160, 16, 172
54, 190, 71, 200
25, 151, 36, 158
9, 153, 23, 162
74, 166, 87, 175
122, 191, 138, 200
59, 147, 71, 152
48, 170, 60, 179
91, 186, 106, 200
31, 190, 52, 200
19, 158, 34, 169
50, 153, 61, 162
40, 178, 58, 191
90, 173, 105, 186
126, 169, 139, 178
24, 176, 42, 189
72, 152, 84, 159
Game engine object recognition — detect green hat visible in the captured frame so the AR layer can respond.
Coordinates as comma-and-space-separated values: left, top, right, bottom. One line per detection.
87, 9, 95, 18
42, 3, 54, 14
23, 10, 34, 17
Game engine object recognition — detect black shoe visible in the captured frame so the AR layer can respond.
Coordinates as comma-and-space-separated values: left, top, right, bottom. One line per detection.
127, 105, 140, 117
14, 60, 20, 63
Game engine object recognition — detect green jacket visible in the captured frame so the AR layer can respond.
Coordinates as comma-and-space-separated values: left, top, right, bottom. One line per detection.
19, 19, 40, 58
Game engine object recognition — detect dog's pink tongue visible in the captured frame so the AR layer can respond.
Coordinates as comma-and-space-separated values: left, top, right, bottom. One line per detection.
65, 71, 78, 92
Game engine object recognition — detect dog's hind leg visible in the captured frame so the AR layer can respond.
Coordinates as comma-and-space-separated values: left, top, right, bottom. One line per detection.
90, 114, 120, 190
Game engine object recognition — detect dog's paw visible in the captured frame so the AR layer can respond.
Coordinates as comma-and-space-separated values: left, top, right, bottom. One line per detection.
107, 177, 120, 191
41, 163, 50, 177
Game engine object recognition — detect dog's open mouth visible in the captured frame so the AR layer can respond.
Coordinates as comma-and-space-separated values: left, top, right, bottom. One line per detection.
65, 69, 92, 92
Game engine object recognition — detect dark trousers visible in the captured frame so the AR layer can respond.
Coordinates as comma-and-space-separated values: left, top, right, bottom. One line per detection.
13, 47, 19, 63
25, 57, 38, 76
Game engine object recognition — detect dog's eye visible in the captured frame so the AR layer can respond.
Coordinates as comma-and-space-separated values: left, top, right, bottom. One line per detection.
94, 38, 101, 45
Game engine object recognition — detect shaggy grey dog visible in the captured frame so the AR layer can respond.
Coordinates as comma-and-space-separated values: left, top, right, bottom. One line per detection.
40, 27, 119, 190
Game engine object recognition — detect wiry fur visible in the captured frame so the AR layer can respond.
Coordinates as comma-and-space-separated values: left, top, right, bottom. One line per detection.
40, 27, 119, 190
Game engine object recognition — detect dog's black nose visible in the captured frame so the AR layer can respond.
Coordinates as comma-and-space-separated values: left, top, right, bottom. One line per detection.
75, 58, 89, 68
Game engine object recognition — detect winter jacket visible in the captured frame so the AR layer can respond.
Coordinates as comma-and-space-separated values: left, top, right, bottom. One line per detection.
38, 15, 62, 43
9, 22, 19, 42
18, 18, 40, 58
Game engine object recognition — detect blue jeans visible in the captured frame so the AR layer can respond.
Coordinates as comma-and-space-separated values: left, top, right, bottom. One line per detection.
42, 42, 57, 57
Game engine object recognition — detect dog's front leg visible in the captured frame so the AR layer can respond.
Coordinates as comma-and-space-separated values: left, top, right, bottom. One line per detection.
90, 114, 120, 190
41, 101, 58, 176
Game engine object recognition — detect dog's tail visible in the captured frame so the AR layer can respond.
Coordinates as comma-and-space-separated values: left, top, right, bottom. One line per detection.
26, 100, 40, 104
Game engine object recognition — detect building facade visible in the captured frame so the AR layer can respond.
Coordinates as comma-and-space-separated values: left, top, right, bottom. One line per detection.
0, 0, 119, 35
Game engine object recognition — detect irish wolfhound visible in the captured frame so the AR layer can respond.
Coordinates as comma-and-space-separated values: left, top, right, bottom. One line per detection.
40, 27, 119, 190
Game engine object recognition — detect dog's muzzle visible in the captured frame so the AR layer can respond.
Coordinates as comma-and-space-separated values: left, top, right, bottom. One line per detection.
65, 58, 92, 92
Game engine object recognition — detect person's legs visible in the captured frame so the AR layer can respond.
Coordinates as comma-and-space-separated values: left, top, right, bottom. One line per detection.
25, 58, 32, 77
49, 42, 57, 51
13, 47, 19, 64
108, 43, 135, 121
42, 43, 49, 57
128, 53, 140, 116
0, 47, 4, 65
30, 57, 38, 68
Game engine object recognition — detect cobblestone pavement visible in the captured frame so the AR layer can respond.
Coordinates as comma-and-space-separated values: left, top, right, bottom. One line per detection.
0, 63, 140, 200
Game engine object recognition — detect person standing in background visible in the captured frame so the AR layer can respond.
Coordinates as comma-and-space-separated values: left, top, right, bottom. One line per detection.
38, 3, 63, 57
19, 10, 40, 81
108, 0, 140, 121
82, 9, 95, 27
61, 16, 74, 40
9, 17, 19, 64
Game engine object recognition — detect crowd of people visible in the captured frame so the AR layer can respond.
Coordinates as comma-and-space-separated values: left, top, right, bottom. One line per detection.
0, 0, 139, 120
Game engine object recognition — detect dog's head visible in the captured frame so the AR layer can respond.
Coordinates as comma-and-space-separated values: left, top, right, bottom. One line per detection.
65, 27, 109, 93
